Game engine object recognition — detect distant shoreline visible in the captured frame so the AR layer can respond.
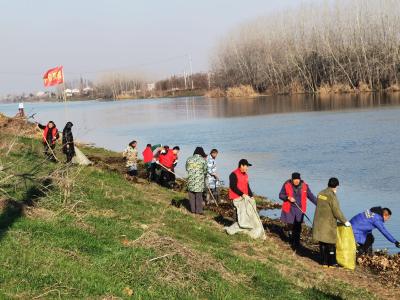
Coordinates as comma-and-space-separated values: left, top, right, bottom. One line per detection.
2, 88, 400, 105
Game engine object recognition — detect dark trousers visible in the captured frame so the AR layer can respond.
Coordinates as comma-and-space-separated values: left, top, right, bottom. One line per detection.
127, 169, 138, 176
44, 143, 56, 161
189, 192, 203, 214
160, 170, 175, 188
290, 217, 303, 248
150, 163, 160, 182
319, 242, 336, 266
357, 233, 374, 255
66, 152, 74, 163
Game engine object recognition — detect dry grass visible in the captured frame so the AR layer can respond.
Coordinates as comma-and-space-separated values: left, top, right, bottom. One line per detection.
289, 80, 306, 94
124, 231, 241, 287
358, 81, 372, 92
386, 83, 400, 92
226, 85, 259, 98
205, 88, 226, 98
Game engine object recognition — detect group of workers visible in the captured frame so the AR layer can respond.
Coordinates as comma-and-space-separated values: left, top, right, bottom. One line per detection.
277, 172, 399, 266
36, 120, 75, 163
123, 141, 399, 268
33, 117, 399, 269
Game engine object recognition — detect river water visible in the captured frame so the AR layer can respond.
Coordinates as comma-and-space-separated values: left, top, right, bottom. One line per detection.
1, 93, 400, 252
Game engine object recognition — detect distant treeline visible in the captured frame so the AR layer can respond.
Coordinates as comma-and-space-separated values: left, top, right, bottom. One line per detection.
211, 0, 400, 94
85, 72, 210, 99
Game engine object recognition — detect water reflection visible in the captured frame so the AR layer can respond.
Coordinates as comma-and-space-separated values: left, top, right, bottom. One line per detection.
210, 92, 400, 118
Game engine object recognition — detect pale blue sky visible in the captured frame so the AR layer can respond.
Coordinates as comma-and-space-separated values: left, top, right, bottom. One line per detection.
0, 0, 303, 94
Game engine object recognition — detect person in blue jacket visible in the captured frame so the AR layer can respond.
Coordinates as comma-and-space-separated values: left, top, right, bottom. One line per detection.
350, 207, 400, 254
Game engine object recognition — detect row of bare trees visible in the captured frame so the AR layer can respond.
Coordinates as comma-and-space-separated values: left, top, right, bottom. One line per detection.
211, 0, 400, 94
95, 73, 148, 99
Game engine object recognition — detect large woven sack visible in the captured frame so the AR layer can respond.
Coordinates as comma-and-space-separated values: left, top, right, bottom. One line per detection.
72, 146, 92, 166
336, 225, 356, 270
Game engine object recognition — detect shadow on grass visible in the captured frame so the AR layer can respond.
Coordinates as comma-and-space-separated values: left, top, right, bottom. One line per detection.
263, 220, 321, 263
304, 287, 344, 300
171, 197, 191, 212
0, 178, 52, 241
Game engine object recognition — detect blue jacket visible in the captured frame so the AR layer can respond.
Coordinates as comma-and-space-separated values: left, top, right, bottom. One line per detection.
350, 208, 397, 245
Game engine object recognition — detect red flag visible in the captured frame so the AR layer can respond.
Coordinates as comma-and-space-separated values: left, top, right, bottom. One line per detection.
43, 66, 64, 87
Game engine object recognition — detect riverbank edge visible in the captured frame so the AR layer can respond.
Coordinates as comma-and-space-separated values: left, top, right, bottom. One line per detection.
0, 114, 398, 299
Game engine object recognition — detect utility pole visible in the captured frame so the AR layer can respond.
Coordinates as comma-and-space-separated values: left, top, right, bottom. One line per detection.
189, 54, 194, 90
184, 70, 187, 90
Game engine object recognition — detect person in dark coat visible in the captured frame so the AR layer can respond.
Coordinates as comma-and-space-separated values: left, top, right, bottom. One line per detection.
312, 177, 351, 267
37, 121, 60, 161
62, 122, 75, 163
279, 172, 317, 249
350, 207, 399, 255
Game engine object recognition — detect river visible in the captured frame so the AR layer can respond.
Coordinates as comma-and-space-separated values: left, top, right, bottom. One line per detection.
1, 93, 400, 253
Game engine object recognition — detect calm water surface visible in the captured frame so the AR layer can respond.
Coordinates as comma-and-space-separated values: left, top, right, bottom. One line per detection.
1, 93, 400, 252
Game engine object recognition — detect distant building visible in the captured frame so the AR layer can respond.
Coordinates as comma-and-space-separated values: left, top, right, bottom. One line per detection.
64, 89, 73, 97
82, 86, 93, 95
36, 91, 46, 97
147, 83, 155, 91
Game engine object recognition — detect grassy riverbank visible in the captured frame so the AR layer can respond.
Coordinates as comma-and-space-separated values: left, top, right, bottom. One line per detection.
0, 116, 395, 299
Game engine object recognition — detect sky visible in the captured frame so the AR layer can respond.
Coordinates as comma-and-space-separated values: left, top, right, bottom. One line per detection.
0, 0, 301, 94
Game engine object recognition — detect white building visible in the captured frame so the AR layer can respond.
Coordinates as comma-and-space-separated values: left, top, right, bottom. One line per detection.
147, 83, 155, 91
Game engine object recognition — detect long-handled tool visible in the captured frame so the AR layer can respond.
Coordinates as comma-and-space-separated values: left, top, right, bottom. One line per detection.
293, 201, 312, 224
29, 114, 60, 162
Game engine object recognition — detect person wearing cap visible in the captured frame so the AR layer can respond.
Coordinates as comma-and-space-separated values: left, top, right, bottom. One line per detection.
279, 172, 317, 249
16, 103, 25, 117
313, 177, 351, 267
186, 147, 208, 214
225, 159, 265, 239
350, 207, 400, 255
229, 159, 253, 200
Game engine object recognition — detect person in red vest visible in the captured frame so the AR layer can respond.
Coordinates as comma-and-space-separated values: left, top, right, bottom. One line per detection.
226, 159, 265, 239
142, 144, 154, 179
229, 159, 253, 201
37, 121, 60, 161
158, 146, 180, 188
279, 172, 317, 249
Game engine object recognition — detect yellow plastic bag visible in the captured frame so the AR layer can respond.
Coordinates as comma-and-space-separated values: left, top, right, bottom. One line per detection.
336, 225, 356, 270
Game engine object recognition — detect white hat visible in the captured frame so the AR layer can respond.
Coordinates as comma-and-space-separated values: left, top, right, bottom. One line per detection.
18, 103, 24, 109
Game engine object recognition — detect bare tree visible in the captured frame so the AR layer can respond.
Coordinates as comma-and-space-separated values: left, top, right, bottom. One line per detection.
212, 0, 400, 94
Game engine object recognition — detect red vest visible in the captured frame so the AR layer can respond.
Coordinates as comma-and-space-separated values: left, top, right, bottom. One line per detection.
159, 149, 176, 168
228, 168, 249, 200
282, 181, 308, 213
142, 147, 153, 163
43, 126, 58, 144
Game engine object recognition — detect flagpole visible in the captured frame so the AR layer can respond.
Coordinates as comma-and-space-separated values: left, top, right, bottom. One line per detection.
62, 67, 68, 123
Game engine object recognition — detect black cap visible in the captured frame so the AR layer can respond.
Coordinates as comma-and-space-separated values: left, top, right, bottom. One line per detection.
238, 159, 252, 167
292, 172, 301, 180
